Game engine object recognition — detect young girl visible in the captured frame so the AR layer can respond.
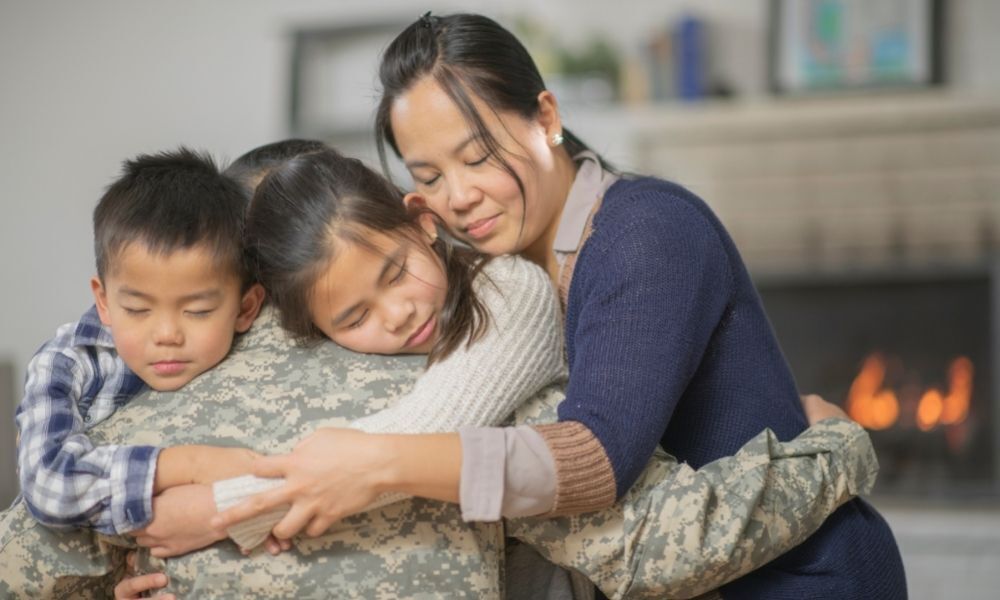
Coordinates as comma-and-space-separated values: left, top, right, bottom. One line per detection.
217, 12, 905, 600
203, 143, 877, 599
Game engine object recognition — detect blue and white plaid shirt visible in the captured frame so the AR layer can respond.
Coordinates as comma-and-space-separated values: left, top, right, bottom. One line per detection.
15, 306, 159, 535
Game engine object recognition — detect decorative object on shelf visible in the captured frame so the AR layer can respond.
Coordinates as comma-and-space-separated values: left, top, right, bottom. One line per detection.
514, 16, 625, 107
768, 0, 945, 95
674, 14, 706, 101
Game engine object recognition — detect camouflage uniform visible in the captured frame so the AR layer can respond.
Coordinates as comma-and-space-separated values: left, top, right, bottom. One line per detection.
0, 307, 877, 598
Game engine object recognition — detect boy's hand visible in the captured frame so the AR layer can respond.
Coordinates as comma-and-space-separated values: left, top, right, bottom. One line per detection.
133, 484, 226, 557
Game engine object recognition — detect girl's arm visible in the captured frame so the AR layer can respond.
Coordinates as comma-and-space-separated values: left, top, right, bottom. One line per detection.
214, 256, 566, 548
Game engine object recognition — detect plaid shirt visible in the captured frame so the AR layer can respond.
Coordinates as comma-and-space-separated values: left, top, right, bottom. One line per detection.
15, 306, 158, 535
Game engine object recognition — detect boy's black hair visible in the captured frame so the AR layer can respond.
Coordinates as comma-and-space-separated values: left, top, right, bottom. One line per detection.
224, 139, 330, 196
93, 147, 251, 286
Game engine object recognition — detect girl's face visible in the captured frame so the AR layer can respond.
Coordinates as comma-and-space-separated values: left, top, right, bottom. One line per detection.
308, 229, 447, 356
389, 76, 566, 260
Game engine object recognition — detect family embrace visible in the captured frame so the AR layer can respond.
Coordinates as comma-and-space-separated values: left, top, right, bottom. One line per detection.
2, 12, 905, 599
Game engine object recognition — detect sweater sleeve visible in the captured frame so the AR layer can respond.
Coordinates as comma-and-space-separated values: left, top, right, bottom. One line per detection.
215, 256, 567, 549
553, 189, 735, 501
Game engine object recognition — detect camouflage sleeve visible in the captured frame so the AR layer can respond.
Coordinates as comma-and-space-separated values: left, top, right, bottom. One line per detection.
506, 417, 877, 599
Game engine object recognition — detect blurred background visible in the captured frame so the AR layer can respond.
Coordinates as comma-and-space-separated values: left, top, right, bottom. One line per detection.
1, 1, 997, 596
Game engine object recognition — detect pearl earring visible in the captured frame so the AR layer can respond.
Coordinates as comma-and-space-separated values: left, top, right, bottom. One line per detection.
550, 132, 564, 146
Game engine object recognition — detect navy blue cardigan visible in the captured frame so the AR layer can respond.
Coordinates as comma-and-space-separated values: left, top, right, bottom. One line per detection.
560, 177, 906, 599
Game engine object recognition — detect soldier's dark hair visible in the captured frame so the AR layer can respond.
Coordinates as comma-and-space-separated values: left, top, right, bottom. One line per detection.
224, 138, 330, 196
93, 147, 251, 287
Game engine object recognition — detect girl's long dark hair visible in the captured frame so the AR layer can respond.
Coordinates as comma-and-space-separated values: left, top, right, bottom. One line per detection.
246, 147, 491, 366
374, 12, 611, 194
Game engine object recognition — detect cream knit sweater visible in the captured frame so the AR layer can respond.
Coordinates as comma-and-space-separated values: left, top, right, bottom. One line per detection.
213, 256, 566, 549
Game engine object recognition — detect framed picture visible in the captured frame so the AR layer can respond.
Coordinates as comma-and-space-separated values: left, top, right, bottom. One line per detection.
288, 20, 410, 175
769, 0, 944, 94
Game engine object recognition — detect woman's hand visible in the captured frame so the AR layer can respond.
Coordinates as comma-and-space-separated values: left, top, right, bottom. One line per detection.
211, 428, 392, 541
133, 484, 226, 557
800, 393, 849, 425
114, 552, 175, 600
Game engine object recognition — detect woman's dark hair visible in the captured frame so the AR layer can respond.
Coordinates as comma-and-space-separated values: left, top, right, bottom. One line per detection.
374, 12, 609, 197
246, 147, 491, 366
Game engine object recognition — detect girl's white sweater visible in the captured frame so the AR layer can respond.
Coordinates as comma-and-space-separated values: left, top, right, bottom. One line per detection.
213, 256, 566, 549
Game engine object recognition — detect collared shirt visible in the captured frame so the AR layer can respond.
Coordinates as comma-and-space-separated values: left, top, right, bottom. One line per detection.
553, 151, 620, 256
15, 306, 159, 534
458, 152, 617, 521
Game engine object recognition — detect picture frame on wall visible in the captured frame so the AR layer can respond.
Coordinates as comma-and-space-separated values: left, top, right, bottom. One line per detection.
768, 0, 944, 95
287, 19, 410, 175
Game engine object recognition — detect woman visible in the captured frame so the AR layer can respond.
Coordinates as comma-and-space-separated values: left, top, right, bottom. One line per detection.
214, 13, 906, 599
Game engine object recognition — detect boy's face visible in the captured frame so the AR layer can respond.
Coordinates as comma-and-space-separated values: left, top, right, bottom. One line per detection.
91, 242, 263, 391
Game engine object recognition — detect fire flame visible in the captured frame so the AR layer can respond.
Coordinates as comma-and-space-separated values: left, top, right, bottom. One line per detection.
847, 354, 973, 431
846, 354, 899, 430
918, 356, 973, 430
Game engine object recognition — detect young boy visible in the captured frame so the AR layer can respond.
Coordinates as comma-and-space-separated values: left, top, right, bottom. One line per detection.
15, 148, 265, 543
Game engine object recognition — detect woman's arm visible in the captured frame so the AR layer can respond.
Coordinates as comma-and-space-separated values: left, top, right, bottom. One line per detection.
550, 187, 738, 507
211, 429, 463, 541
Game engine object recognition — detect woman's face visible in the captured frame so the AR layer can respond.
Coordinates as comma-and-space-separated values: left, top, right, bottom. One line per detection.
308, 229, 447, 356
389, 76, 564, 258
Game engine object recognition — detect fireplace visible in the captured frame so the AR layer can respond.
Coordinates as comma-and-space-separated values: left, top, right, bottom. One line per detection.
758, 266, 998, 500
617, 92, 1000, 597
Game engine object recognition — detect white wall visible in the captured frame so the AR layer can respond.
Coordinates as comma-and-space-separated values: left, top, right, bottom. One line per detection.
2, 0, 999, 498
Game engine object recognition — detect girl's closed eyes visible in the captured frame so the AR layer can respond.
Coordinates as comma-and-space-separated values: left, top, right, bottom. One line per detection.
309, 232, 448, 356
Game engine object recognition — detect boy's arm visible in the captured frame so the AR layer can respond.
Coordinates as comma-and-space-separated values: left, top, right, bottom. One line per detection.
153, 445, 260, 493
16, 337, 159, 535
